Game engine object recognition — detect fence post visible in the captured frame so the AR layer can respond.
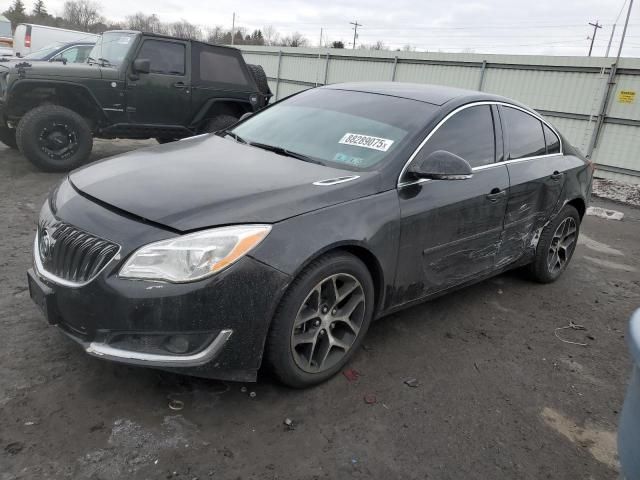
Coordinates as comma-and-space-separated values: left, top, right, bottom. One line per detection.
478, 60, 487, 91
323, 53, 330, 85
274, 50, 283, 101
391, 56, 398, 81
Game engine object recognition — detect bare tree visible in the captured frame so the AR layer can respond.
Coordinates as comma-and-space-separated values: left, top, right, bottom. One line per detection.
126, 12, 168, 34
170, 20, 202, 40
62, 0, 103, 32
206, 25, 226, 44
262, 25, 280, 46
281, 31, 308, 47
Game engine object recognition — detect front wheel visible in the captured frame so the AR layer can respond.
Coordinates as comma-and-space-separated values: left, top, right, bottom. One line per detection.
16, 105, 93, 172
266, 252, 375, 388
528, 205, 580, 283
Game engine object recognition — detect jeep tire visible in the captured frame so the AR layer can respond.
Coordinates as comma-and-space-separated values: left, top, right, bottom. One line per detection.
16, 105, 93, 172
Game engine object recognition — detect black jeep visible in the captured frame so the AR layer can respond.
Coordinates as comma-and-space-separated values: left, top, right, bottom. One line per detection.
0, 30, 271, 171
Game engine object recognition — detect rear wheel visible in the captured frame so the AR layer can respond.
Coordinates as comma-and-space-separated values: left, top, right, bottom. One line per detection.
528, 205, 580, 283
266, 252, 375, 388
0, 126, 17, 149
16, 105, 93, 172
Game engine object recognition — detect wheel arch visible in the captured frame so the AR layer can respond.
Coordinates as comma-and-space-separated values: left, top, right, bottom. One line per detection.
7, 80, 105, 125
287, 241, 387, 319
566, 197, 586, 220
189, 98, 253, 129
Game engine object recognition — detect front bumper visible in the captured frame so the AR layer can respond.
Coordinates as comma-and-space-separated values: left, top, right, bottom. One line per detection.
29, 183, 291, 381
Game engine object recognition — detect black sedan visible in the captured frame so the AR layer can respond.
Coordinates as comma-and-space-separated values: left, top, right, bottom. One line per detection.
27, 82, 593, 388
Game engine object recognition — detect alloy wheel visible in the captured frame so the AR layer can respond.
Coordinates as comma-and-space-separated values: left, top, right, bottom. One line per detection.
291, 273, 366, 373
547, 217, 577, 275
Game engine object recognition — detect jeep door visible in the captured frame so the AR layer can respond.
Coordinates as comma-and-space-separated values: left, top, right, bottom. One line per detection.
126, 38, 192, 125
394, 104, 509, 304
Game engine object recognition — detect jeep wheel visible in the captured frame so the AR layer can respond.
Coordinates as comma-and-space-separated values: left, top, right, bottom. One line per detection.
205, 115, 239, 133
0, 126, 18, 149
16, 105, 93, 172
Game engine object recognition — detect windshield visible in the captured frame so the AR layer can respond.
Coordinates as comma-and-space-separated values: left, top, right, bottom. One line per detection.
88, 32, 137, 67
23, 44, 61, 59
231, 88, 436, 170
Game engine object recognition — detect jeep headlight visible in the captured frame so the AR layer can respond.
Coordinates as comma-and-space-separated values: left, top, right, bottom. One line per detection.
119, 225, 271, 282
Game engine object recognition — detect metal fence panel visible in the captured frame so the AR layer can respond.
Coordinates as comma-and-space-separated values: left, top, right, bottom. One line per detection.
238, 46, 640, 184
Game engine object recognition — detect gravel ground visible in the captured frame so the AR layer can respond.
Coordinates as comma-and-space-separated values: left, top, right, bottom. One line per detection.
1, 141, 640, 480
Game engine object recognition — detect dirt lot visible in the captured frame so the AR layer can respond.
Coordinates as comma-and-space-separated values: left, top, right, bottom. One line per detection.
1, 141, 639, 480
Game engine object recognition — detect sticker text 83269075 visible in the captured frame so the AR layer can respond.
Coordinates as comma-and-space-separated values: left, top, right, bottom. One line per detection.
339, 133, 394, 152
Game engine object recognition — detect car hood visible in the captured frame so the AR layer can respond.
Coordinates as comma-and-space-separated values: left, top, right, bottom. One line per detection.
69, 135, 383, 231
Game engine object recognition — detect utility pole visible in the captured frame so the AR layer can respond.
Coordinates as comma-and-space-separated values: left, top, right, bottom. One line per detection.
350, 21, 362, 49
615, 0, 634, 62
605, 24, 617, 57
319, 27, 323, 48
587, 20, 602, 56
231, 12, 235, 45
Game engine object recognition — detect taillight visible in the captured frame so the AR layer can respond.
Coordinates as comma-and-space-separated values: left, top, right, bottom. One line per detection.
25, 26, 31, 48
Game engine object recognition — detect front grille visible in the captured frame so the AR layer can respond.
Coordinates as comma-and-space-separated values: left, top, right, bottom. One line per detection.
37, 218, 119, 284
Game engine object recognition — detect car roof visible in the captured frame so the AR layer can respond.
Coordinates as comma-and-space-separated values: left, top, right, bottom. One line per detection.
104, 30, 240, 53
324, 82, 505, 106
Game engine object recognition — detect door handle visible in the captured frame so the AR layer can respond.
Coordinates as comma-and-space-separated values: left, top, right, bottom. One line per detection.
486, 188, 506, 202
550, 171, 563, 181
173, 82, 187, 89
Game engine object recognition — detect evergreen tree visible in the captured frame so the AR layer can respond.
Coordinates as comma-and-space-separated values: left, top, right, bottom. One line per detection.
3, 0, 28, 29
32, 0, 48, 16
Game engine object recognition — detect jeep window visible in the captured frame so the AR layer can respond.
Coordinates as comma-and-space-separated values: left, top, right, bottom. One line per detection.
89, 32, 136, 67
137, 40, 185, 75
231, 88, 437, 170
196, 48, 248, 85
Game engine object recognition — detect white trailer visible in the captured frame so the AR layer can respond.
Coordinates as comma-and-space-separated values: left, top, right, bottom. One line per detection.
13, 24, 98, 57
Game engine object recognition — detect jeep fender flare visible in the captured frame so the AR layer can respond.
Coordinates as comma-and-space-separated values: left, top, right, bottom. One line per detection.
189, 98, 253, 129
7, 79, 107, 123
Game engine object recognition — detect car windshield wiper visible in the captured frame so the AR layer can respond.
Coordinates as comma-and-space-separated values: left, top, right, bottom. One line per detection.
219, 130, 248, 144
249, 142, 325, 165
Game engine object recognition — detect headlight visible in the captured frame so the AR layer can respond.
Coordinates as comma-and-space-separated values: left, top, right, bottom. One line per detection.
119, 225, 271, 282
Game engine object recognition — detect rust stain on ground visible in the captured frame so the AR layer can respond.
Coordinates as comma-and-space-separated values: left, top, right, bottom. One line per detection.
541, 407, 619, 471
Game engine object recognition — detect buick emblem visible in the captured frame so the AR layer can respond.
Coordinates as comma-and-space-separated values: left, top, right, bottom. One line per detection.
39, 229, 53, 260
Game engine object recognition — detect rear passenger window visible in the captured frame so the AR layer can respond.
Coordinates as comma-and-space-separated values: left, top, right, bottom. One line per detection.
197, 50, 248, 85
137, 40, 185, 75
421, 105, 495, 168
543, 124, 560, 154
501, 107, 546, 159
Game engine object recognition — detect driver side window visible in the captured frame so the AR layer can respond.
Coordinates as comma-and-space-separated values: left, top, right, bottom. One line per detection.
420, 105, 496, 168
137, 40, 185, 76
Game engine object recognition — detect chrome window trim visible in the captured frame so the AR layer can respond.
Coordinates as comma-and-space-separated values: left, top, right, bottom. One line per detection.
33, 235, 122, 288
86, 329, 233, 367
397, 101, 564, 188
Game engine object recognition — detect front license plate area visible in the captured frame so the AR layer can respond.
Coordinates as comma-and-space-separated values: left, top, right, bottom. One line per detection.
27, 270, 57, 325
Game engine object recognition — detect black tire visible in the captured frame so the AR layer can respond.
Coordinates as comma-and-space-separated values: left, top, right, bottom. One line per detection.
266, 252, 375, 388
0, 126, 18, 149
16, 105, 93, 172
528, 205, 581, 283
204, 114, 238, 133
246, 64, 272, 96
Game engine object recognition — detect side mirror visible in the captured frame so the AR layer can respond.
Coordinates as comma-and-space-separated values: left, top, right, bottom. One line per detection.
132, 58, 150, 74
408, 150, 473, 180
239, 112, 254, 121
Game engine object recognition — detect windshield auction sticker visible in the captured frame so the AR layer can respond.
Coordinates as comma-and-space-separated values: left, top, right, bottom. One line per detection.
339, 133, 394, 152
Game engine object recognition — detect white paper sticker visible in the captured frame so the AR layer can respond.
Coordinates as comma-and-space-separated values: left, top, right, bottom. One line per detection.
338, 133, 394, 152
117, 36, 131, 45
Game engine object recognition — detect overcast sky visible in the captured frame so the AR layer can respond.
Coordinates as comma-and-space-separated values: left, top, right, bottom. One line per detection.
35, 0, 640, 56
